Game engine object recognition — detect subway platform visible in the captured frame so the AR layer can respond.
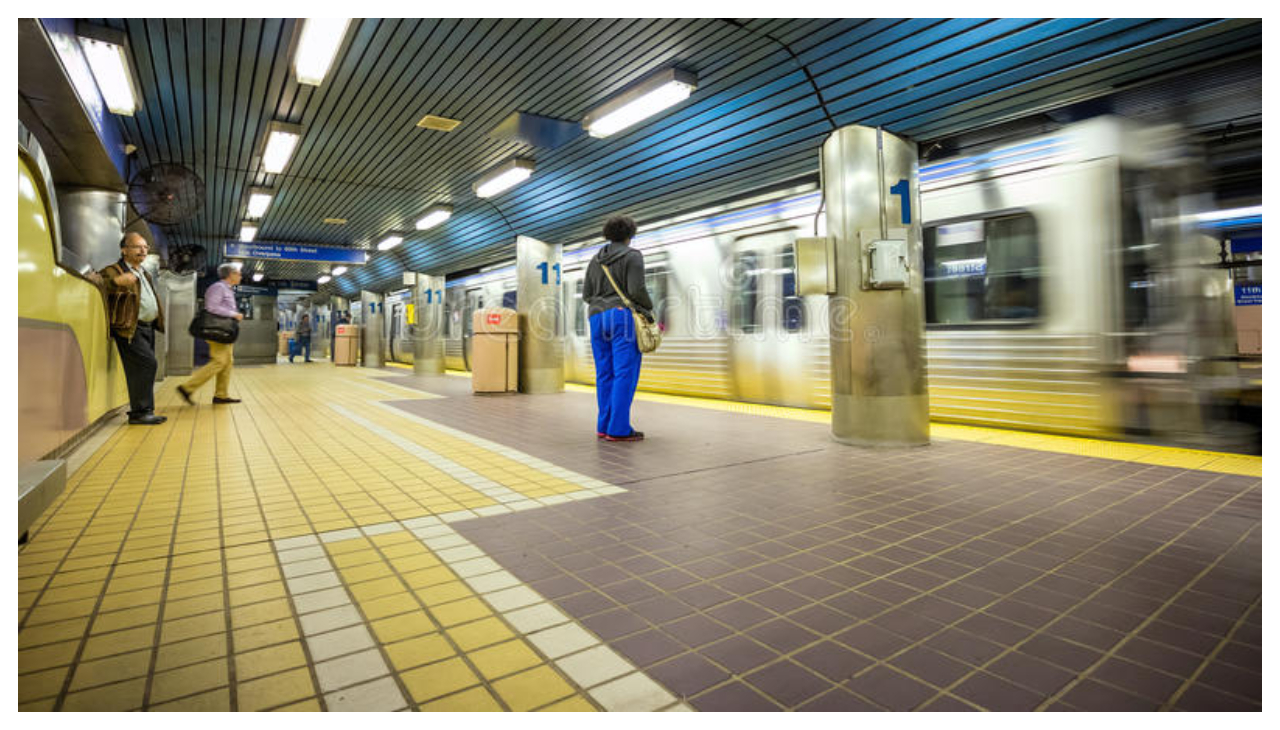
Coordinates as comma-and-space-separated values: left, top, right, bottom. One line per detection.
18, 362, 1262, 711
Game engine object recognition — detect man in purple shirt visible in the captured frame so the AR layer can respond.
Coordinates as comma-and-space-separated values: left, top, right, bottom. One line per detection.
177, 263, 245, 405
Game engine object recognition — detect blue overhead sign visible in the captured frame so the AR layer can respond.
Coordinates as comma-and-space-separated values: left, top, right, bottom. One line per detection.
225, 242, 368, 264
1234, 285, 1261, 306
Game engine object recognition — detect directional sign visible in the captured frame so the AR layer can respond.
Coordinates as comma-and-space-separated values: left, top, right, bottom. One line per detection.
225, 242, 368, 264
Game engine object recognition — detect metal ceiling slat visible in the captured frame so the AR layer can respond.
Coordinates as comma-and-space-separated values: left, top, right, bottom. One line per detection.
858, 18, 1224, 133
904, 23, 1262, 141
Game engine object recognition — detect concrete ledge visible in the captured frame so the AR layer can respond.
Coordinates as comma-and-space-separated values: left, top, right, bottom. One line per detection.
18, 459, 66, 543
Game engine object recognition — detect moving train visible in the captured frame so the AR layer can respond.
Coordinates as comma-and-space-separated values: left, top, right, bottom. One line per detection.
382, 117, 1256, 451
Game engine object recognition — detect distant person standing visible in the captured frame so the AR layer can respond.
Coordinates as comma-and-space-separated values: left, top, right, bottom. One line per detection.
95, 233, 167, 425
292, 313, 313, 363
582, 215, 654, 441
177, 263, 244, 405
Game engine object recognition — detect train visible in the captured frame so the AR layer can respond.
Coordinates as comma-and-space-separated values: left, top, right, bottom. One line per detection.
380, 117, 1256, 451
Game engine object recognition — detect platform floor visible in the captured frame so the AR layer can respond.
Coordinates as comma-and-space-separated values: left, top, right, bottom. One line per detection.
18, 361, 1262, 711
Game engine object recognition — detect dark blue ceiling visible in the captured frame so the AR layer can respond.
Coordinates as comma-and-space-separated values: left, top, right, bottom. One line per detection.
90, 17, 1260, 296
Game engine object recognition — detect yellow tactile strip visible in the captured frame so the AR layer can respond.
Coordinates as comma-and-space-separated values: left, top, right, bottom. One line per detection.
18, 364, 685, 711
537, 380, 1260, 477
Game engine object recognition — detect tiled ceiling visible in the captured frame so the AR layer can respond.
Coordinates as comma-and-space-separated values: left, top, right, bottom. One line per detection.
91, 17, 1260, 297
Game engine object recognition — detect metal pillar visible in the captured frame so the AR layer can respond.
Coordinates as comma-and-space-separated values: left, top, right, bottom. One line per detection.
823, 125, 929, 446
360, 290, 384, 368
515, 235, 564, 393
413, 273, 446, 375
158, 270, 196, 375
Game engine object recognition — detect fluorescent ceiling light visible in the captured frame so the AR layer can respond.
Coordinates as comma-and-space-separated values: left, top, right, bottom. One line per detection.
262, 121, 303, 174
239, 222, 258, 242
332, 266, 348, 276
473, 158, 535, 199
252, 272, 264, 282
377, 235, 404, 251
76, 23, 140, 116
1190, 206, 1262, 223
415, 205, 453, 230
317, 274, 332, 284
294, 18, 350, 86
246, 188, 273, 218
583, 67, 697, 138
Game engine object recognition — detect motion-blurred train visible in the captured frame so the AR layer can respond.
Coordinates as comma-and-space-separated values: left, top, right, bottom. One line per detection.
382, 117, 1257, 451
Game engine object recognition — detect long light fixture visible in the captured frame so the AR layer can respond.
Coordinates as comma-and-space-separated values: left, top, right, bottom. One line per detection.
415, 204, 453, 231
317, 274, 332, 284
75, 23, 141, 116
239, 222, 258, 242
246, 187, 274, 218
262, 121, 304, 174
473, 158, 535, 199
294, 18, 351, 86
583, 67, 697, 138
376, 234, 405, 251
332, 266, 348, 276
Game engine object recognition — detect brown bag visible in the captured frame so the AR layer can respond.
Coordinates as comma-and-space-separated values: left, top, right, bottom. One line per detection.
600, 263, 661, 354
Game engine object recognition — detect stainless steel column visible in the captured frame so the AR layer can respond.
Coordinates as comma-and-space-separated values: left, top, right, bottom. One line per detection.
515, 235, 564, 393
360, 290, 384, 368
413, 273, 446, 375
823, 126, 929, 446
158, 270, 196, 375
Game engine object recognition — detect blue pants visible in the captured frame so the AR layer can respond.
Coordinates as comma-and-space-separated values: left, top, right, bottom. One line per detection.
590, 308, 642, 437
291, 336, 311, 362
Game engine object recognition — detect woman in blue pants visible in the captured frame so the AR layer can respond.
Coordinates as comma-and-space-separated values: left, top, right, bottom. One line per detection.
582, 215, 655, 441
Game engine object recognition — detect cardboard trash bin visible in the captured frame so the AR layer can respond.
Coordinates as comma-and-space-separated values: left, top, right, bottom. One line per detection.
278, 330, 295, 356
333, 324, 359, 366
471, 308, 519, 393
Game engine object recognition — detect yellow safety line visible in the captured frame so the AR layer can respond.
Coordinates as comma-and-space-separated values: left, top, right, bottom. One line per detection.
434, 369, 1258, 477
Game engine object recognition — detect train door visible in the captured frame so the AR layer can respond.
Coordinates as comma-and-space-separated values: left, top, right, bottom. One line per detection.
728, 229, 812, 406
563, 272, 591, 383
461, 288, 484, 369
387, 301, 403, 362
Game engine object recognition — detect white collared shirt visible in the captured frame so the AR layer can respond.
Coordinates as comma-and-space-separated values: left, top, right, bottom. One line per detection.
129, 263, 159, 323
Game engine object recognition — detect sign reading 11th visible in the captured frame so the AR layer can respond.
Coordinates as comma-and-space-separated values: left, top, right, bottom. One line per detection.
537, 262, 561, 285
423, 289, 444, 303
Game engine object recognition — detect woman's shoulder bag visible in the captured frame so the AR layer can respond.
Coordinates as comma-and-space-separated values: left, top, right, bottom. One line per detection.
600, 261, 661, 353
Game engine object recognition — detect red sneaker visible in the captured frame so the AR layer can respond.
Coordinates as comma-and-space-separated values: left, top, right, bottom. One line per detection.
604, 431, 644, 442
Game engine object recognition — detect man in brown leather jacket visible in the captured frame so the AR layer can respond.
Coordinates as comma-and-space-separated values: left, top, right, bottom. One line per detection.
96, 233, 167, 425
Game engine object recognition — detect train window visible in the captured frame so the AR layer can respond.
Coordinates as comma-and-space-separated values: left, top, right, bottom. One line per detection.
645, 252, 670, 330
780, 248, 804, 332
574, 280, 587, 337
502, 289, 517, 310
732, 251, 762, 333
924, 212, 1041, 325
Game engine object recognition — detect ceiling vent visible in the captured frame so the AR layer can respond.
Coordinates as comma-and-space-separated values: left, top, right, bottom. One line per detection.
416, 114, 461, 132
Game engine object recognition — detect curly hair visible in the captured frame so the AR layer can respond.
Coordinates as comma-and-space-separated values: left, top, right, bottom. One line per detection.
602, 215, 637, 243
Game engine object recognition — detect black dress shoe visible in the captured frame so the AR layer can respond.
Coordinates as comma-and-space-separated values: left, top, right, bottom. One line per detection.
603, 430, 644, 442
128, 414, 166, 425
212, 396, 242, 404
176, 385, 194, 405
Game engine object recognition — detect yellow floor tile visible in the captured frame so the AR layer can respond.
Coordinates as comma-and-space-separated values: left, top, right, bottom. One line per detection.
236, 666, 316, 712
400, 657, 481, 704
68, 648, 153, 691
445, 616, 515, 652
491, 665, 576, 712
419, 685, 505, 712
428, 597, 490, 627
149, 657, 229, 705
371, 611, 438, 644
235, 641, 308, 681
160, 612, 226, 645
384, 632, 456, 671
361, 592, 422, 620
18, 665, 71, 704
61, 676, 147, 711
233, 617, 299, 653
163, 592, 225, 620
539, 696, 598, 712
90, 603, 160, 634
416, 581, 475, 607
349, 576, 405, 603
230, 598, 294, 630
467, 639, 543, 680
402, 565, 456, 589
273, 698, 323, 711
154, 633, 228, 672
18, 616, 90, 650
227, 566, 282, 590
80, 624, 157, 661
149, 686, 231, 711
229, 581, 288, 607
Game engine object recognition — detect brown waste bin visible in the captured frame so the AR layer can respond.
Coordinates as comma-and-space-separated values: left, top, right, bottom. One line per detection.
333, 324, 359, 366
471, 308, 518, 393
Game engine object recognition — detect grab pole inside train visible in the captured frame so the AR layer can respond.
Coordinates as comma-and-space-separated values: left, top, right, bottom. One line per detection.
814, 125, 930, 446
413, 273, 446, 375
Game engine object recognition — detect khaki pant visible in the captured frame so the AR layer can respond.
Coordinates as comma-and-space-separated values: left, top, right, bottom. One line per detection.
184, 341, 234, 398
